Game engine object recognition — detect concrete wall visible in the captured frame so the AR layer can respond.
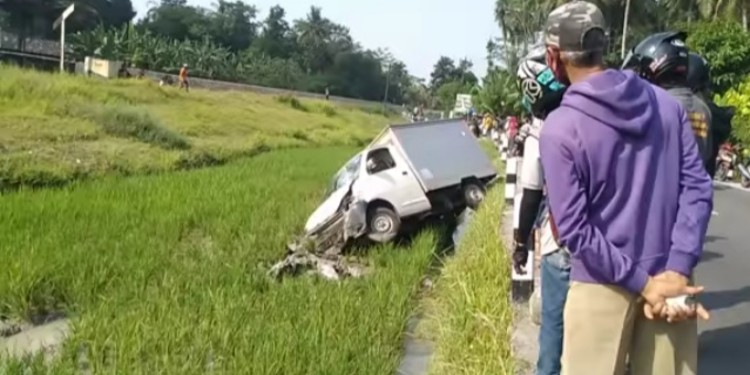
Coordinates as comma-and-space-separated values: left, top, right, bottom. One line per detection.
128, 67, 405, 112
88, 58, 122, 78
0, 31, 67, 56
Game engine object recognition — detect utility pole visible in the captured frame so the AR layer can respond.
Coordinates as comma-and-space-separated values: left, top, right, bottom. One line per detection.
380, 48, 394, 112
53, 4, 76, 72
621, 0, 631, 59
383, 62, 391, 108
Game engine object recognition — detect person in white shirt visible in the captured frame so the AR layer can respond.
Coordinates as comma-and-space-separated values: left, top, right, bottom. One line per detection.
513, 48, 569, 375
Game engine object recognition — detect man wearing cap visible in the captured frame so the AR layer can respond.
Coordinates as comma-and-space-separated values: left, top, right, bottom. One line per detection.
537, 1, 713, 374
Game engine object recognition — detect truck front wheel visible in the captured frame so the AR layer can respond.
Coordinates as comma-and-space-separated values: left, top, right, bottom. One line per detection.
462, 182, 486, 210
367, 206, 401, 243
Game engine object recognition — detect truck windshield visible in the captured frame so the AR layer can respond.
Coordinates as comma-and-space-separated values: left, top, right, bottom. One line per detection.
328, 153, 362, 194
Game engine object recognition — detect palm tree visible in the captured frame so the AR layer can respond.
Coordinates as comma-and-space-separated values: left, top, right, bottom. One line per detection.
708, 0, 750, 29
661, 0, 703, 24
494, 0, 553, 69
294, 6, 331, 49
293, 6, 334, 72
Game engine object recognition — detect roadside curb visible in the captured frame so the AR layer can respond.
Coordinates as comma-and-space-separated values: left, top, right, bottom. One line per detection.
714, 181, 750, 192
503, 208, 539, 375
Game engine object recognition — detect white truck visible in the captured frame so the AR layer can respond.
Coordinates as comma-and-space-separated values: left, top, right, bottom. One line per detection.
303, 119, 498, 247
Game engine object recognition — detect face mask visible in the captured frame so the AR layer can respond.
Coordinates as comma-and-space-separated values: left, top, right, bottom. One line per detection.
545, 48, 571, 86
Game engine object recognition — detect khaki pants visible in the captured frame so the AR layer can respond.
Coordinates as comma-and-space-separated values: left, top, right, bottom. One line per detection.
562, 282, 698, 375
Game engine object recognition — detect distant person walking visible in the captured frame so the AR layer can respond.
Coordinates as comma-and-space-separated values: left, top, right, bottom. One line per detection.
539, 2, 712, 374
179, 64, 190, 92
325, 86, 330, 101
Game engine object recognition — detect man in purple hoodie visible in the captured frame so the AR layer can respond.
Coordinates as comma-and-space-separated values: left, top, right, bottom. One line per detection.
539, 2, 713, 374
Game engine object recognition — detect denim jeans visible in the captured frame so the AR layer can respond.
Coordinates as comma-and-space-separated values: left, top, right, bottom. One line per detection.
536, 249, 571, 375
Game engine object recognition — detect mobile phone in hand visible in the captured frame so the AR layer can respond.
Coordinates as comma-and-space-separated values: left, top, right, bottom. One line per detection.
666, 294, 696, 309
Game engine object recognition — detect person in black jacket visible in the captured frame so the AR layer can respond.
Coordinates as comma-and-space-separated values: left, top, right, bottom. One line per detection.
687, 52, 736, 178
623, 31, 713, 173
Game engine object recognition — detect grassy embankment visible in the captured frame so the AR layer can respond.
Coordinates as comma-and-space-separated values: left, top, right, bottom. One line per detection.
0, 67, 443, 373
422, 151, 516, 375
0, 65, 393, 189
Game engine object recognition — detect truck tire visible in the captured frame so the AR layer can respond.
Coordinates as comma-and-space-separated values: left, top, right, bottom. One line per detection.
462, 182, 486, 210
367, 206, 401, 243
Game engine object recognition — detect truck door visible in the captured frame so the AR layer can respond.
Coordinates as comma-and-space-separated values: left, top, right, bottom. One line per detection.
363, 146, 431, 217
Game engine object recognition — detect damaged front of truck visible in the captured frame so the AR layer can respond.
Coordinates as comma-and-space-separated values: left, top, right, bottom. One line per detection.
268, 152, 371, 280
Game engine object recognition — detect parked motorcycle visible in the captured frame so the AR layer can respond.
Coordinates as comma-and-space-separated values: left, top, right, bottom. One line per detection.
715, 147, 737, 182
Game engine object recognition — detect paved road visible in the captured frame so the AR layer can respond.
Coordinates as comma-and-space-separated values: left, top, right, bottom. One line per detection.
696, 183, 750, 374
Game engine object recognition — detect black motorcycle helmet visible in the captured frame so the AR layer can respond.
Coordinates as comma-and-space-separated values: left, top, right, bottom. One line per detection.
687, 52, 711, 93
621, 31, 689, 87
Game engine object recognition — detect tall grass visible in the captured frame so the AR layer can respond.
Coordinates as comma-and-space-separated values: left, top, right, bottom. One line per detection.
0, 147, 439, 374
0, 66, 395, 190
422, 164, 515, 375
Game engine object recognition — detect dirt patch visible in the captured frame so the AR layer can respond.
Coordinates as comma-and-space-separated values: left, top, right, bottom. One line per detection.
0, 315, 69, 363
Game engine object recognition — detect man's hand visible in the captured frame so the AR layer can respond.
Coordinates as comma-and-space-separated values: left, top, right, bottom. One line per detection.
641, 273, 710, 322
653, 270, 689, 320
653, 271, 710, 322
643, 294, 711, 323
512, 242, 529, 275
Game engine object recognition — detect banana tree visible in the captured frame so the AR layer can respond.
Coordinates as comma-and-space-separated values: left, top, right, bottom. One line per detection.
708, 0, 750, 29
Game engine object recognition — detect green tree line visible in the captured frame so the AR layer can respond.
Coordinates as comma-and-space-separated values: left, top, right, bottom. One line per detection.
0, 0, 483, 106
475, 0, 750, 123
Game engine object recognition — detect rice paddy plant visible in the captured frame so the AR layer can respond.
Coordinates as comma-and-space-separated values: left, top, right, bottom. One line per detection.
0, 147, 439, 374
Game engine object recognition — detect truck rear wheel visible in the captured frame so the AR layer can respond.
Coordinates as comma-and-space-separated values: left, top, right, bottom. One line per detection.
367, 206, 401, 243
462, 182, 486, 210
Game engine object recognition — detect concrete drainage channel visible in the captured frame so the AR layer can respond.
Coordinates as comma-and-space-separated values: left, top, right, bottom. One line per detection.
396, 208, 476, 375
395, 206, 540, 375
396, 313, 434, 375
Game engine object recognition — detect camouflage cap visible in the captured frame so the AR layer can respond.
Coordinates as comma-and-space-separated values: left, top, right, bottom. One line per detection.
545, 1, 607, 52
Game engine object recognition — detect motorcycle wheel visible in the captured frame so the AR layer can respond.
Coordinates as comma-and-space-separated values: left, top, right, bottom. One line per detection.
715, 163, 728, 181
742, 176, 750, 189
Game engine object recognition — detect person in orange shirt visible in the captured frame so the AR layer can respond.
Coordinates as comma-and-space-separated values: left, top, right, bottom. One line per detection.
179, 64, 189, 92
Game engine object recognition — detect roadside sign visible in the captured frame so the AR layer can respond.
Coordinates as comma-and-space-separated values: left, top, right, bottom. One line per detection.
63, 4, 75, 19
454, 94, 472, 114
53, 4, 75, 30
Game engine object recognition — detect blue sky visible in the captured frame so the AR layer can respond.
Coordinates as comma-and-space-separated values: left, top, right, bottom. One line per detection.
131, 0, 499, 80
